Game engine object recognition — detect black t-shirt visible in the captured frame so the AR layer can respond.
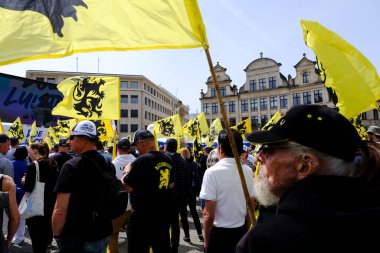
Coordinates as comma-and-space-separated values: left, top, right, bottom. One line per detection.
54, 150, 113, 241
50, 152, 74, 171
123, 151, 174, 220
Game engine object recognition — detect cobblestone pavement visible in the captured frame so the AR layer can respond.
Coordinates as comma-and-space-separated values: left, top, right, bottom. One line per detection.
10, 205, 205, 253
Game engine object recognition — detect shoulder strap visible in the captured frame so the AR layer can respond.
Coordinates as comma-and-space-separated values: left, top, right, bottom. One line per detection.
34, 160, 40, 183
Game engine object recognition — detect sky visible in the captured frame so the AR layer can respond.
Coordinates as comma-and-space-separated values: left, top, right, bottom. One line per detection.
0, 0, 379, 114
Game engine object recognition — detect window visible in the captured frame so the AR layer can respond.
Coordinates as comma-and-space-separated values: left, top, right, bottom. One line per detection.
374, 109, 379, 120
261, 115, 269, 127
120, 124, 128, 132
303, 91, 312, 104
121, 95, 128, 103
145, 97, 147, 105
131, 110, 138, 118
260, 98, 268, 110
120, 81, 128, 89
270, 97, 278, 109
130, 81, 138, 89
229, 117, 236, 126
203, 103, 209, 114
131, 124, 139, 132
361, 112, 367, 120
292, 93, 301, 106
221, 87, 226, 96
251, 116, 259, 128
249, 80, 257, 91
211, 88, 216, 97
212, 103, 218, 113
144, 83, 147, 90
121, 109, 128, 117
47, 78, 56, 84
229, 101, 235, 113
131, 95, 138, 104
269, 76, 276, 89
36, 77, 44, 82
250, 99, 258, 111
314, 90, 323, 103
280, 95, 288, 108
241, 100, 248, 112
303, 72, 309, 83
259, 78, 266, 90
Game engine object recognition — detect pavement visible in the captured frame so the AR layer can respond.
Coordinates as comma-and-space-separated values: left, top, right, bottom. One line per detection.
10, 204, 205, 253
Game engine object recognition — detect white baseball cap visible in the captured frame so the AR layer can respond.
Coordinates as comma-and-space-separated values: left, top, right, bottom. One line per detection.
71, 120, 97, 139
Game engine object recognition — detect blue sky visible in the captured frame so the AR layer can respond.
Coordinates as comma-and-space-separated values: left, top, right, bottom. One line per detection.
0, 0, 379, 113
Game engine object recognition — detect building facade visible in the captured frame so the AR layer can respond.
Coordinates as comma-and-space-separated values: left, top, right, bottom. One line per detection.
200, 54, 380, 129
26, 70, 189, 138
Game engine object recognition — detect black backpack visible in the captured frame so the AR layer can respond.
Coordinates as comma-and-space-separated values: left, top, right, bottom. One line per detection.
82, 155, 128, 220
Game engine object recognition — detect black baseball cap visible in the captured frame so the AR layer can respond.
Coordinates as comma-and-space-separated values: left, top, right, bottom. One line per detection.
0, 134, 9, 143
59, 138, 69, 147
117, 138, 131, 149
132, 129, 154, 146
245, 105, 363, 162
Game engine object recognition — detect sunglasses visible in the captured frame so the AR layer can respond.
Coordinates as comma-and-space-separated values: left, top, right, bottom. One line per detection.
69, 135, 77, 140
258, 143, 289, 155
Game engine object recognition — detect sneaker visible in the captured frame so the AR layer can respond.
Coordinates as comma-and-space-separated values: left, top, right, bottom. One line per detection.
198, 235, 204, 242
183, 236, 191, 243
12, 238, 25, 246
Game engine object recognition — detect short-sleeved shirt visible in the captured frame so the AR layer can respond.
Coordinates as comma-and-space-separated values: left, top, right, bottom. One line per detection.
50, 152, 74, 171
200, 158, 255, 228
123, 151, 174, 220
0, 155, 14, 178
54, 150, 112, 241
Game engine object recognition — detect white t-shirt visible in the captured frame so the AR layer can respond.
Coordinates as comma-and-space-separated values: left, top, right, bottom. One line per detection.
200, 157, 254, 228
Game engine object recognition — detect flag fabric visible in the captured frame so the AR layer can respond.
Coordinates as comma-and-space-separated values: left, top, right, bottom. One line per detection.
300, 19, 380, 119
0, 0, 208, 66
93, 120, 114, 147
52, 76, 120, 120
196, 112, 209, 135
28, 121, 37, 145
154, 114, 183, 138
350, 115, 368, 140
0, 119, 3, 134
204, 118, 223, 147
262, 111, 282, 131
6, 117, 25, 142
232, 118, 252, 140
53, 119, 77, 138
44, 127, 59, 149
182, 118, 198, 143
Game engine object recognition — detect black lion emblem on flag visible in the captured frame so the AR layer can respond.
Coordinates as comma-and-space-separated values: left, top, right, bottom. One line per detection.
208, 125, 218, 142
158, 119, 175, 136
0, 0, 88, 37
188, 119, 200, 136
235, 121, 247, 135
72, 77, 105, 118
8, 122, 24, 139
95, 121, 108, 136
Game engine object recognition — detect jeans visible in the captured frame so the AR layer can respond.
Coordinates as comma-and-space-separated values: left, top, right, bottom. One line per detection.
56, 237, 109, 253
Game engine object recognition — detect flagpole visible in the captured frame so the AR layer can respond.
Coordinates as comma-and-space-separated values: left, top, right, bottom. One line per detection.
204, 48, 256, 227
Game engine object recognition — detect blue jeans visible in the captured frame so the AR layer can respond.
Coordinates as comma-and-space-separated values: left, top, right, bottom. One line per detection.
56, 237, 109, 253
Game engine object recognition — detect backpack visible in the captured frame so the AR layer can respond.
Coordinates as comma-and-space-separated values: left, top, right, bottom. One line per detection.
82, 155, 128, 220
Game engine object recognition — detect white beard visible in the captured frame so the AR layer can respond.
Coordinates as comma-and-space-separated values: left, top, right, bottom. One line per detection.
254, 166, 279, 207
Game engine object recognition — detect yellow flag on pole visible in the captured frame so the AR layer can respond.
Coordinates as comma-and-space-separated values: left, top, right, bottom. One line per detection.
6, 117, 25, 142
300, 19, 380, 119
44, 127, 59, 150
0, 0, 208, 66
28, 121, 37, 145
52, 76, 120, 120
232, 118, 252, 140
53, 119, 77, 138
204, 118, 223, 147
0, 119, 3, 134
153, 114, 183, 138
196, 112, 209, 135
94, 120, 114, 146
262, 111, 282, 131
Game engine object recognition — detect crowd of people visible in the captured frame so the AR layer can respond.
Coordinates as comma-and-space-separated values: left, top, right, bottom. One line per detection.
0, 104, 379, 253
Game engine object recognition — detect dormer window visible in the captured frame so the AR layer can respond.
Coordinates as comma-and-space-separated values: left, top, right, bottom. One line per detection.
303, 72, 309, 83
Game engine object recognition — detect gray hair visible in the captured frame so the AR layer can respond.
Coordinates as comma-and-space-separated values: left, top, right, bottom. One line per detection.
207, 148, 220, 168
286, 141, 355, 176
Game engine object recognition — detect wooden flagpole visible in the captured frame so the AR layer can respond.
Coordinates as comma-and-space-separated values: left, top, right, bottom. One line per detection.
204, 48, 256, 227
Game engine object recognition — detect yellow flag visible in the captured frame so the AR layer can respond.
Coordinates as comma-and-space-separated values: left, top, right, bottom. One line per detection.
196, 112, 209, 135
44, 127, 59, 150
232, 118, 252, 140
0, 119, 3, 134
182, 118, 197, 142
52, 76, 120, 120
204, 118, 223, 147
28, 121, 37, 145
93, 120, 114, 144
6, 117, 25, 142
262, 111, 282, 131
350, 115, 368, 140
53, 119, 77, 138
0, 0, 208, 66
300, 19, 380, 119
153, 114, 183, 138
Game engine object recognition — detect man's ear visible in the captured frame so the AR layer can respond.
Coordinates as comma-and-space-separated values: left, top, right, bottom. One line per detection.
296, 154, 318, 179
